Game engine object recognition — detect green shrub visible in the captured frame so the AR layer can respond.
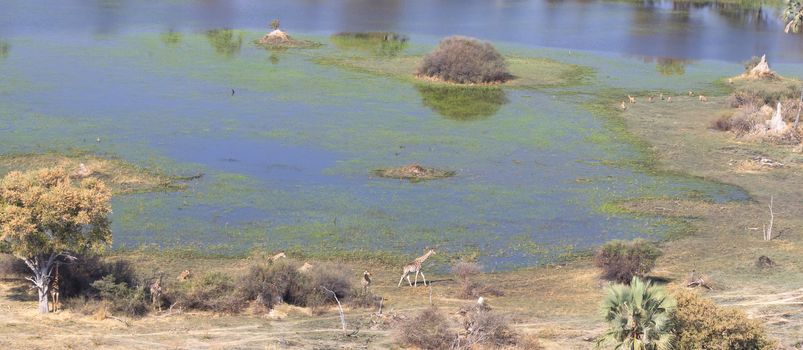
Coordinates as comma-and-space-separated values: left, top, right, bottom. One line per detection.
599, 277, 675, 350
672, 289, 775, 350
175, 272, 243, 313
90, 275, 148, 317
594, 239, 662, 284
417, 36, 510, 84
61, 256, 138, 299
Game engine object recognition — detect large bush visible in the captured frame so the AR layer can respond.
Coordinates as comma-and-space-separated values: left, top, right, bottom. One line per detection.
417, 36, 510, 84
238, 261, 308, 308
398, 307, 456, 349
174, 272, 243, 313
672, 288, 775, 350
594, 239, 662, 284
91, 275, 149, 317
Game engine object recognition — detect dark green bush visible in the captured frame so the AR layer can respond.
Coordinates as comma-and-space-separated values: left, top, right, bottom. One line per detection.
417, 36, 510, 84
594, 239, 662, 284
672, 288, 775, 349
174, 272, 243, 313
90, 275, 148, 316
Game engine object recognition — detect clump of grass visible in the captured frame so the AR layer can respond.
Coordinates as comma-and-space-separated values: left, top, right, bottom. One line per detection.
594, 239, 661, 284
417, 36, 511, 84
373, 163, 455, 182
398, 307, 456, 349
672, 288, 775, 349
731, 77, 800, 106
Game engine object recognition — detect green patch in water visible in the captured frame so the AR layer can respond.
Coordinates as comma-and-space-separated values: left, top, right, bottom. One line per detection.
330, 32, 409, 57
416, 84, 508, 120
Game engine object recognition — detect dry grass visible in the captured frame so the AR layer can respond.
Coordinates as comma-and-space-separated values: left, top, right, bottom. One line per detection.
619, 91, 803, 347
0, 153, 193, 194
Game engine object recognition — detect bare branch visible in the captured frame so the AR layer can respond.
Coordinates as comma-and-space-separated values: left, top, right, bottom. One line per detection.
763, 196, 775, 241
321, 286, 348, 335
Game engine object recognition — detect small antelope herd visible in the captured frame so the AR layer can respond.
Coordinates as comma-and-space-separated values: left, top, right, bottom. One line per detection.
620, 91, 709, 110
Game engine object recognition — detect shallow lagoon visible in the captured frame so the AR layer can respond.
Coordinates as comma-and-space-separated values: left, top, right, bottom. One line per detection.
4, 0, 797, 268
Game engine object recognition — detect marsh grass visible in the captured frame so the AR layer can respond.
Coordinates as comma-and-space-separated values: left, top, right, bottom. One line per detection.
313, 54, 592, 89
0, 152, 196, 194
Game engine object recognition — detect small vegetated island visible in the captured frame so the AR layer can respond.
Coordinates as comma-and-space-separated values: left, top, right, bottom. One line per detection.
254, 19, 321, 50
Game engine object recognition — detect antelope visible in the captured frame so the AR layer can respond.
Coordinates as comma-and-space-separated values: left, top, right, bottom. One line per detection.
699, 95, 707, 102
361, 270, 372, 293
628, 95, 636, 104
177, 269, 192, 281
620, 101, 627, 110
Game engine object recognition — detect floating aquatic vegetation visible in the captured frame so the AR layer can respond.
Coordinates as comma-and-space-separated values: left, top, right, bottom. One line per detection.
0, 41, 9, 60
206, 29, 243, 58
331, 32, 409, 57
373, 163, 455, 182
160, 30, 182, 47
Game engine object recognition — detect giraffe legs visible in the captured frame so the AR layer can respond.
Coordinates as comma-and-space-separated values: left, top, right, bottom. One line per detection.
419, 271, 427, 287
398, 272, 409, 287
414, 271, 419, 287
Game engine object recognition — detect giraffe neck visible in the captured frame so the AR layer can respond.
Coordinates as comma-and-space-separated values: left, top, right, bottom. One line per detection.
417, 251, 433, 263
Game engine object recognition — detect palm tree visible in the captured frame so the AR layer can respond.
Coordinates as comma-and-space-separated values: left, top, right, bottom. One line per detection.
784, 0, 803, 33
598, 277, 676, 350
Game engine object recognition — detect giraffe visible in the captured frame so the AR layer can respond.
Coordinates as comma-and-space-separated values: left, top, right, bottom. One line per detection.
149, 274, 163, 311
49, 262, 61, 313
268, 251, 286, 263
398, 249, 435, 287
361, 270, 372, 293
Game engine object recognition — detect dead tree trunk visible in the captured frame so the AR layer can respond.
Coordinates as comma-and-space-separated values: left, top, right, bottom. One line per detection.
794, 85, 802, 129
763, 196, 774, 241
